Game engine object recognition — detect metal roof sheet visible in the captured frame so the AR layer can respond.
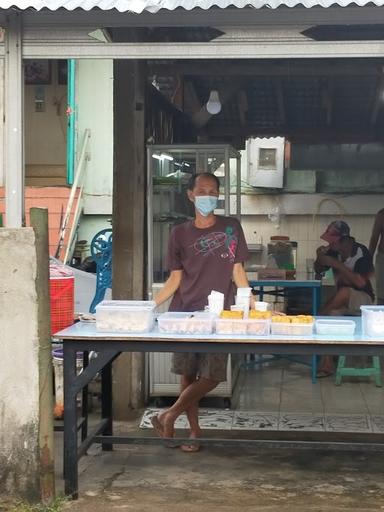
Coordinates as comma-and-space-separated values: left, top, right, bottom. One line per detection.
1, 0, 384, 14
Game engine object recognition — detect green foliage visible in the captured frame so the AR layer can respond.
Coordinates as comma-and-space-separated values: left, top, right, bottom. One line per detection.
8, 496, 68, 512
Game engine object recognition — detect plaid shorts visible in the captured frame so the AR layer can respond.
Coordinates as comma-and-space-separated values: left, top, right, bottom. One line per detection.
171, 352, 228, 382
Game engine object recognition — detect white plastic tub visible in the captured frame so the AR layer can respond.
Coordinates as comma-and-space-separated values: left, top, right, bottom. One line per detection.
361, 305, 384, 338
271, 321, 313, 336
246, 319, 270, 336
158, 312, 215, 334
96, 300, 156, 333
315, 319, 356, 336
215, 318, 248, 335
214, 318, 270, 336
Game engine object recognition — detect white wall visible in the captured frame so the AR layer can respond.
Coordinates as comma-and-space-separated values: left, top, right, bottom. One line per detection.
0, 228, 40, 499
76, 60, 113, 215
77, 214, 111, 251
241, 213, 375, 276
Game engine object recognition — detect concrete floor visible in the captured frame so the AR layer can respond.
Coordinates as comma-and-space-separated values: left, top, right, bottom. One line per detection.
57, 360, 384, 511
234, 358, 384, 415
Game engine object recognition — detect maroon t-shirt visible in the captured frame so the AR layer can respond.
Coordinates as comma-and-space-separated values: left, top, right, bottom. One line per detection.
167, 216, 249, 312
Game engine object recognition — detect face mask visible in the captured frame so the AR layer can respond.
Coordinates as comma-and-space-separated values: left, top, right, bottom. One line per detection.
194, 195, 218, 217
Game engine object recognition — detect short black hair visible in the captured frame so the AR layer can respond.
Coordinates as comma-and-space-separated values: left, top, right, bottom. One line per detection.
187, 172, 220, 192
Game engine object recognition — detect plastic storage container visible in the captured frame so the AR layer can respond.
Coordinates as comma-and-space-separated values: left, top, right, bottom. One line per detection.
215, 318, 270, 336
215, 318, 248, 335
158, 312, 215, 334
361, 305, 384, 338
315, 319, 356, 336
96, 300, 156, 333
271, 321, 313, 336
245, 319, 270, 336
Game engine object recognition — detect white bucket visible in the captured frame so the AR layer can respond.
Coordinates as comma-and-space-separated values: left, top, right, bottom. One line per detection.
52, 349, 83, 417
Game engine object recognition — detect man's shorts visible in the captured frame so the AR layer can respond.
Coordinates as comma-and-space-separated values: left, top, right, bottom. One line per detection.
345, 288, 373, 315
171, 352, 228, 382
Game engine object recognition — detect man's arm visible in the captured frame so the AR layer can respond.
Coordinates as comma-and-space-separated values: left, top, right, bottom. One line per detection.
369, 210, 384, 256
232, 262, 255, 308
154, 270, 183, 307
314, 245, 330, 275
318, 255, 367, 289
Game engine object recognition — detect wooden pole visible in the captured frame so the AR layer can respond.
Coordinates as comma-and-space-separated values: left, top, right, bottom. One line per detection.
112, 60, 147, 418
30, 207, 55, 503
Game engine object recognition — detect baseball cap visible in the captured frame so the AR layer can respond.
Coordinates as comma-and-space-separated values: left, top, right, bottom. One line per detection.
320, 220, 350, 244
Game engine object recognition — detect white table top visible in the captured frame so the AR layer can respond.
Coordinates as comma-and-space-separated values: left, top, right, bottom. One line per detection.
55, 317, 384, 345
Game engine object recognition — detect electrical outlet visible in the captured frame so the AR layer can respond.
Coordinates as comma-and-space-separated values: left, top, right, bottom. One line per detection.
35, 100, 45, 113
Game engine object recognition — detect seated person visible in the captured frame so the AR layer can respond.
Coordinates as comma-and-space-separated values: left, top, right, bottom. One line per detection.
314, 220, 374, 376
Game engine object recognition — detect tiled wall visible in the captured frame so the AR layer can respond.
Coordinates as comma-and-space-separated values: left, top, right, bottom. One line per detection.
242, 214, 376, 276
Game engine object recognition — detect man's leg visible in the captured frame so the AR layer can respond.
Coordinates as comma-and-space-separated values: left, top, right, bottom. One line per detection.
180, 374, 201, 437
158, 377, 219, 437
321, 287, 351, 315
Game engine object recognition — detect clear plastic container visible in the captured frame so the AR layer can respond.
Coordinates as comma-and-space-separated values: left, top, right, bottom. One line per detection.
315, 319, 356, 336
95, 300, 156, 333
215, 318, 270, 335
246, 319, 270, 336
215, 318, 248, 335
157, 312, 215, 334
361, 305, 384, 338
270, 321, 313, 336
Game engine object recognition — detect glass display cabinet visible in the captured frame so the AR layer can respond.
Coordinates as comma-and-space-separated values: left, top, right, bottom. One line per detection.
147, 144, 241, 291
146, 144, 242, 403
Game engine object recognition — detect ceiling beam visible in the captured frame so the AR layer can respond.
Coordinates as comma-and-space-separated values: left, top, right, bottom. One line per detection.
370, 74, 384, 126
237, 90, 248, 127
322, 78, 334, 126
148, 60, 384, 78
274, 78, 286, 125
204, 125, 384, 144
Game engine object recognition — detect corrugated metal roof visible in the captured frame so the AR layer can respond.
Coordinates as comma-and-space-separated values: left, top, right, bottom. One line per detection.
1, 0, 384, 14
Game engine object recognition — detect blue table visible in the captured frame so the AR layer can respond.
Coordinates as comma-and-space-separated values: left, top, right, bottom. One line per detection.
249, 279, 322, 316
249, 279, 322, 383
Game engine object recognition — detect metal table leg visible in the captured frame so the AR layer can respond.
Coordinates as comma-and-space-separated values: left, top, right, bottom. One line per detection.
101, 357, 113, 451
311, 286, 321, 384
64, 344, 79, 498
81, 350, 89, 443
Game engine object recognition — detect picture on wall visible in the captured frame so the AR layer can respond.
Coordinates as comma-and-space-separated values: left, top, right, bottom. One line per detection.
25, 60, 51, 85
58, 60, 68, 85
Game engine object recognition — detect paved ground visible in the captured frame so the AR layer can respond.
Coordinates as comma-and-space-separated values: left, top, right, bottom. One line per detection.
56, 360, 384, 512
57, 435, 384, 512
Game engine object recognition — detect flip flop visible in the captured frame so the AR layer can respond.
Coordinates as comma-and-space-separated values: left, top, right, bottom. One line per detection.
316, 370, 334, 378
150, 415, 179, 448
150, 415, 164, 437
180, 443, 201, 453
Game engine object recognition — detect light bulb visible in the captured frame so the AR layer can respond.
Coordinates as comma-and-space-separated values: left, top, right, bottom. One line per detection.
206, 90, 221, 115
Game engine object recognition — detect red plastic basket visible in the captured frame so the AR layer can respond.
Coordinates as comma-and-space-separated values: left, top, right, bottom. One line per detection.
50, 276, 74, 335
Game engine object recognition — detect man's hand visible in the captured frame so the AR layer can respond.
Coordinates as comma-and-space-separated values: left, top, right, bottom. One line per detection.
317, 254, 338, 268
316, 245, 329, 257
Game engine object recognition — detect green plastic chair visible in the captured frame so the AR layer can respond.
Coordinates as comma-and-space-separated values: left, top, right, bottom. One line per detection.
335, 356, 382, 387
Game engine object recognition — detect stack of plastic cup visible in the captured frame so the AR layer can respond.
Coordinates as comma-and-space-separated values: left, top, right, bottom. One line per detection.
235, 287, 252, 318
255, 301, 269, 312
207, 290, 225, 315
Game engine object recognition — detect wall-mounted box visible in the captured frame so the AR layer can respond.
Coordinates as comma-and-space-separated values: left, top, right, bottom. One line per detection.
247, 137, 285, 189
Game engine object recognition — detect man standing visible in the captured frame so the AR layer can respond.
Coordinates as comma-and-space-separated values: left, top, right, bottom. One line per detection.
369, 208, 384, 305
152, 172, 251, 451
315, 220, 374, 376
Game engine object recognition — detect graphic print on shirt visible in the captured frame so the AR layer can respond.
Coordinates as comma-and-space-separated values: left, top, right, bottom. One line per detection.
192, 226, 238, 262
